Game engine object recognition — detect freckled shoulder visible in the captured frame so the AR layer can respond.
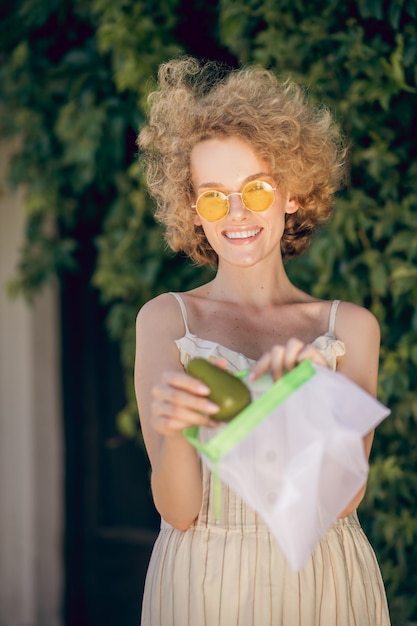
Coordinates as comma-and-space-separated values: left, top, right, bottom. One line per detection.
136, 292, 188, 342
333, 301, 380, 343
331, 301, 380, 394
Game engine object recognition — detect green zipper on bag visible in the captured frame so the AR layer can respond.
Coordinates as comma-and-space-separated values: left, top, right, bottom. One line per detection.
183, 359, 316, 462
183, 359, 316, 519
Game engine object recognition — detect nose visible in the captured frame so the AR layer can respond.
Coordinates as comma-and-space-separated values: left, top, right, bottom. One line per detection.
227, 192, 247, 218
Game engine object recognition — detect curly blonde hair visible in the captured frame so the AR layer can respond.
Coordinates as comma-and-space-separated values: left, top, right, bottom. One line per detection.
137, 56, 349, 265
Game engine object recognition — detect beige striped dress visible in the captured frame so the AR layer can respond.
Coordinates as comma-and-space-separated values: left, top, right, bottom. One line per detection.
140, 293, 390, 626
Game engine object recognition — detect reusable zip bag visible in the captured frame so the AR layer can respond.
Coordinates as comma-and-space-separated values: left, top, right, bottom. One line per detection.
183, 360, 390, 572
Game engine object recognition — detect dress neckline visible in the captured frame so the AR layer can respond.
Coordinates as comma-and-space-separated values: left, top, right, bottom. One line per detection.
169, 291, 340, 363
178, 329, 340, 364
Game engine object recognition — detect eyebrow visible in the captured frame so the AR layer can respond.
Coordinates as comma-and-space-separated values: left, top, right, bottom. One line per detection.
197, 171, 273, 190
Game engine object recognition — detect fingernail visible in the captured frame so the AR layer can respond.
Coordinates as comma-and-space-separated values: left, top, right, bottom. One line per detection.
197, 383, 210, 394
205, 401, 219, 414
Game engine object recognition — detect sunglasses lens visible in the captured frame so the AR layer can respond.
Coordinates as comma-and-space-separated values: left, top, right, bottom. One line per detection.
242, 181, 275, 212
195, 181, 275, 221
196, 191, 229, 222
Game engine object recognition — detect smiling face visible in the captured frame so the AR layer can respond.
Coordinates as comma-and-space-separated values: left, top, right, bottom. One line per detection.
191, 136, 298, 268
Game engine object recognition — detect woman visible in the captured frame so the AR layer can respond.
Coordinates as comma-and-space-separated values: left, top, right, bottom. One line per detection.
135, 56, 390, 625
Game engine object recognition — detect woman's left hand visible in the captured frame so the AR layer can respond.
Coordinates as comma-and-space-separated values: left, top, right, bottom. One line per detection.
248, 338, 329, 382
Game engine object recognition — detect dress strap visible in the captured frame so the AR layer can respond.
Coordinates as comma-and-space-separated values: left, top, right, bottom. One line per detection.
328, 300, 341, 336
169, 292, 191, 335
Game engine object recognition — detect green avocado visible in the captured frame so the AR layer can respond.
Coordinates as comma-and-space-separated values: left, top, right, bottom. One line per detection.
186, 357, 251, 422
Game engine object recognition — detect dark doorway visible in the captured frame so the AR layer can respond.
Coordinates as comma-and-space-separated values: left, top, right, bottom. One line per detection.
61, 218, 159, 626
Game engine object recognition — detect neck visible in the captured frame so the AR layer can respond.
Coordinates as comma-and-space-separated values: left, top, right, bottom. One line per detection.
206, 258, 301, 306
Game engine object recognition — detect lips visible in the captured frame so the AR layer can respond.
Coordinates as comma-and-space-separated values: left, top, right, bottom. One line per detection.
224, 228, 262, 239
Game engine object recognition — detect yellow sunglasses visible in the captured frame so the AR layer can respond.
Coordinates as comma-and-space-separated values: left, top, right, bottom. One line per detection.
192, 180, 277, 222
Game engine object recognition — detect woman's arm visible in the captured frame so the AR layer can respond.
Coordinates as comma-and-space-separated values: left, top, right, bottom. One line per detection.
332, 302, 381, 517
134, 294, 219, 530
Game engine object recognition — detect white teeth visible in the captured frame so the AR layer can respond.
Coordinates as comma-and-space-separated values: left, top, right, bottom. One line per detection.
225, 229, 260, 239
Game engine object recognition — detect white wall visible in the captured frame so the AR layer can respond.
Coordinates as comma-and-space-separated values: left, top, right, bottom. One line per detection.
0, 141, 64, 626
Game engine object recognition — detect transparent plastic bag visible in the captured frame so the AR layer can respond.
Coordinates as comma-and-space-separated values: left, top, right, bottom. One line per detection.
184, 360, 390, 571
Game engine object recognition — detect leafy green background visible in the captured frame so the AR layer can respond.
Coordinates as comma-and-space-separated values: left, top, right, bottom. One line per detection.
1, 0, 416, 622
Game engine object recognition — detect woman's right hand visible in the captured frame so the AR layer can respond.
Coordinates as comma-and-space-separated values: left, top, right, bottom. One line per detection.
150, 370, 220, 436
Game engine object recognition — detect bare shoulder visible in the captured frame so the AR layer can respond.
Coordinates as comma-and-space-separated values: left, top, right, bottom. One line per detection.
335, 301, 380, 344
136, 292, 178, 322
136, 292, 185, 339
134, 293, 188, 395
333, 301, 381, 395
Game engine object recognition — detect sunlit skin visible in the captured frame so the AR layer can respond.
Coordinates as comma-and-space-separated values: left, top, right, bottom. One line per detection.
192, 137, 298, 276
135, 135, 380, 529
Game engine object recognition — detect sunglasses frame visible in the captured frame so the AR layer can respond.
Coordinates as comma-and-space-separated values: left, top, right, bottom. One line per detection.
192, 179, 277, 222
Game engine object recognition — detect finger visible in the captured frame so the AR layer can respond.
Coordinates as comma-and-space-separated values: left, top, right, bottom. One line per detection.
269, 345, 286, 381
210, 357, 229, 371
247, 351, 272, 381
151, 398, 218, 433
162, 370, 212, 396
296, 344, 329, 368
152, 384, 219, 416
249, 346, 286, 382
283, 337, 305, 372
